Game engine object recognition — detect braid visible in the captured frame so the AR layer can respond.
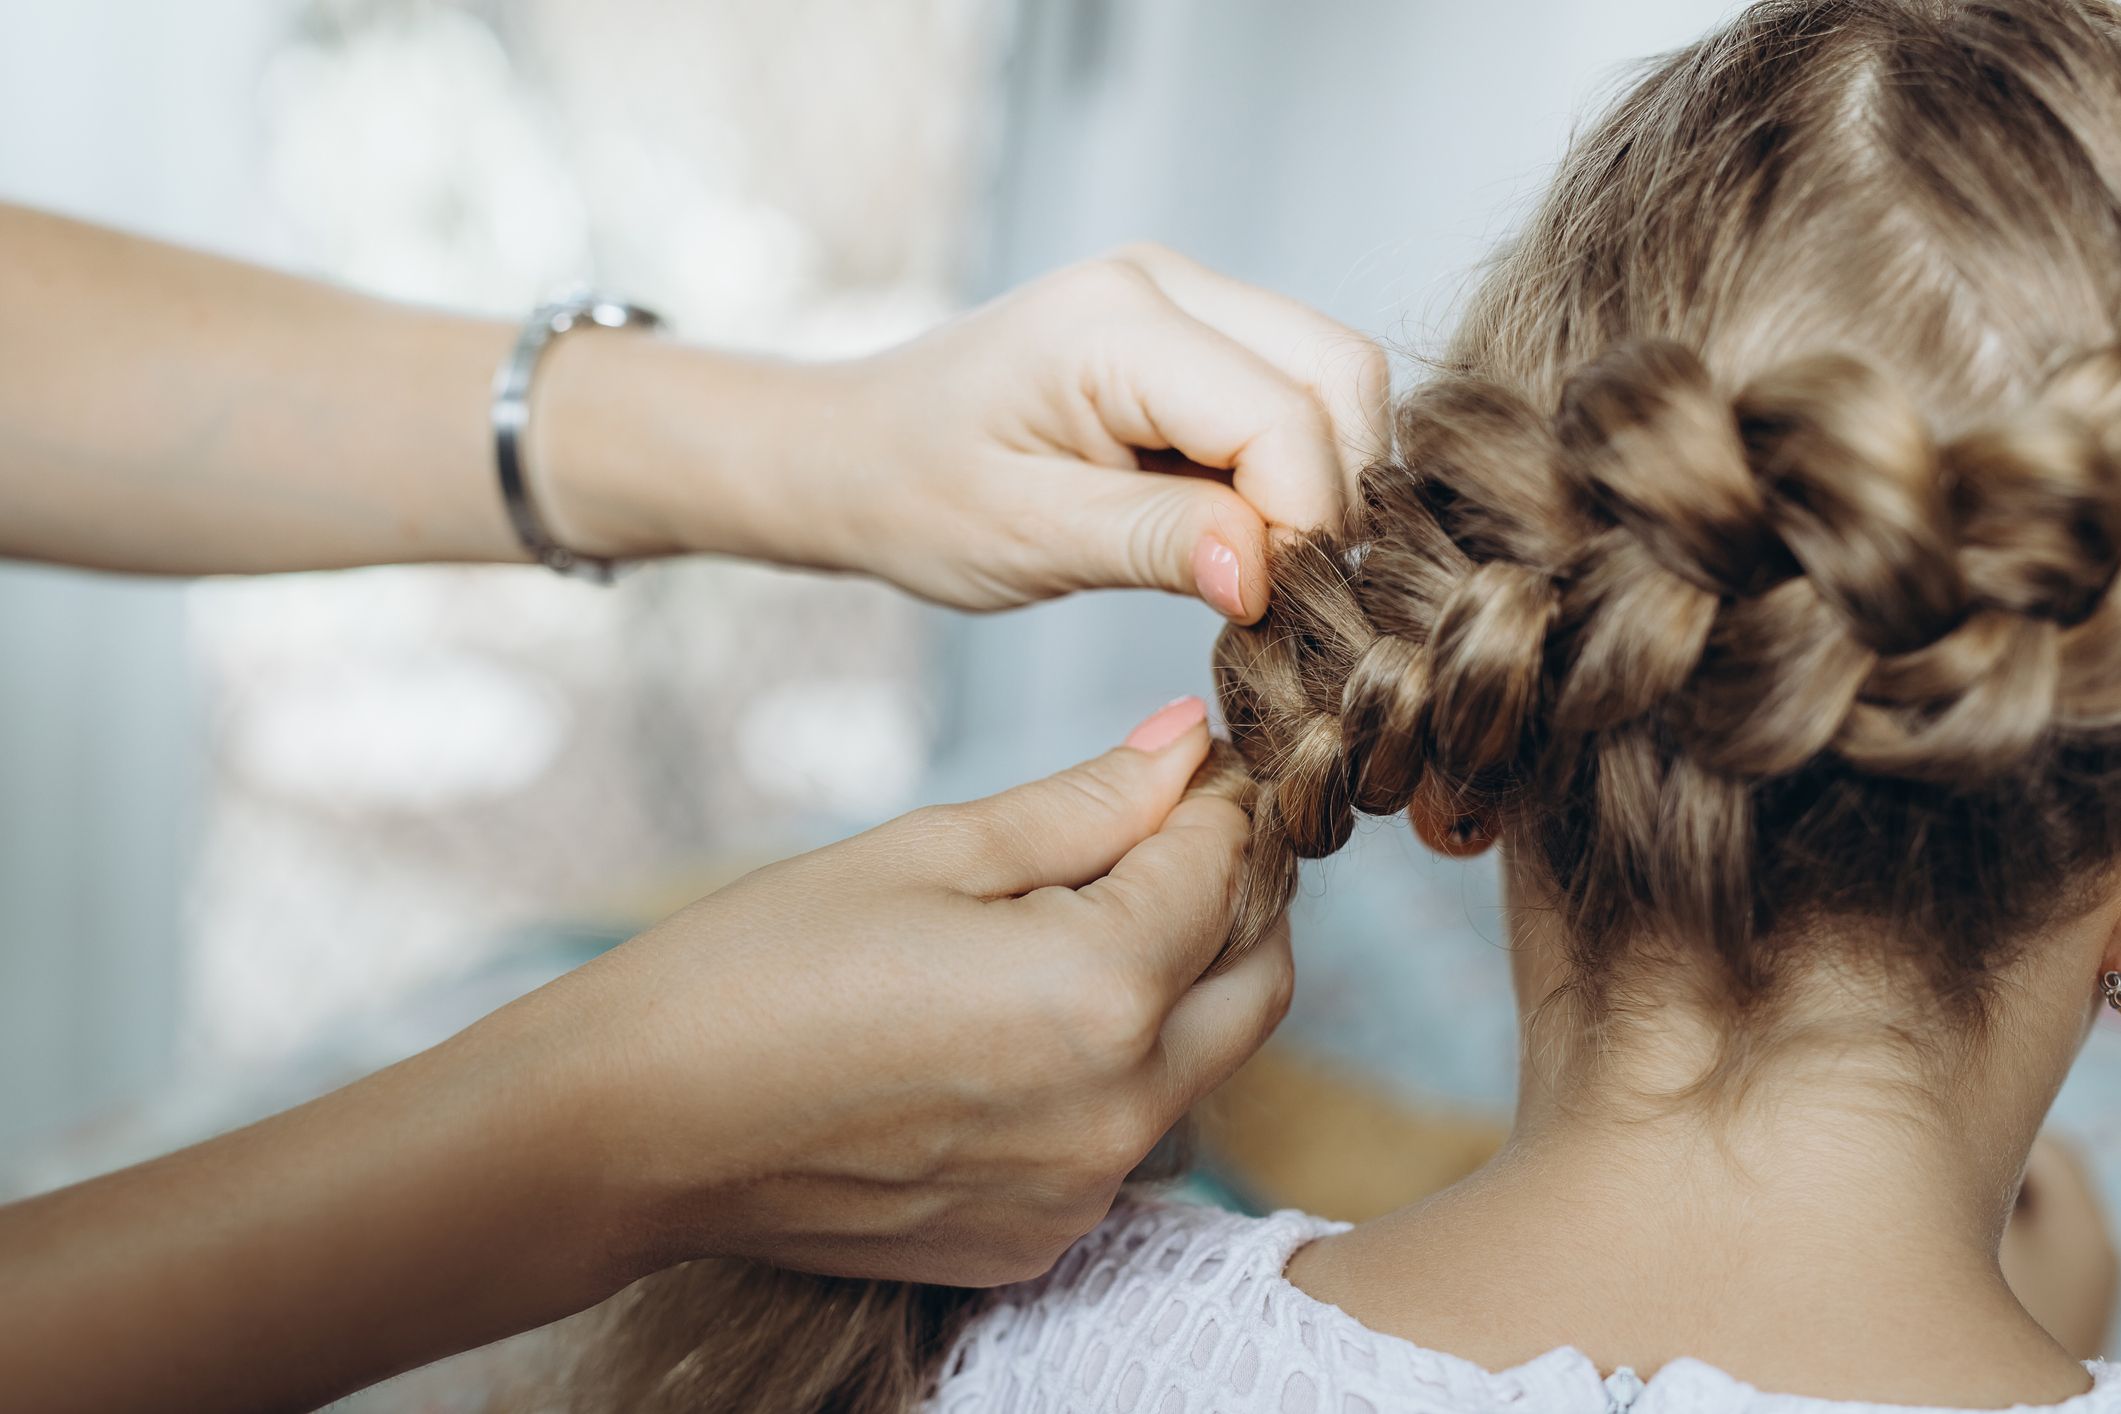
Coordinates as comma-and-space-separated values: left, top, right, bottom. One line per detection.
1213, 339, 2121, 996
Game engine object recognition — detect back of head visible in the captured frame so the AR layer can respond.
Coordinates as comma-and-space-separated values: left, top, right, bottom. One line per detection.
1218, 0, 2121, 1020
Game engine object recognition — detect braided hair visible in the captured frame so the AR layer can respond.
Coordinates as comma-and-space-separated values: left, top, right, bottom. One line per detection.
1214, 341, 2121, 1005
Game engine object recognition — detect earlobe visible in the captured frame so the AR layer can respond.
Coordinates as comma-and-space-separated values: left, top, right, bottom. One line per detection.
1408, 777, 1496, 858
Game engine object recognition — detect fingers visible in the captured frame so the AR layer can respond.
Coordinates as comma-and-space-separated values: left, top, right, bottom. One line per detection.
1021, 460, 1270, 621
1075, 787, 1254, 994
1084, 298, 1350, 536
1153, 912, 1295, 1111
1108, 243, 1392, 510
1002, 249, 1386, 619
932, 700, 1214, 897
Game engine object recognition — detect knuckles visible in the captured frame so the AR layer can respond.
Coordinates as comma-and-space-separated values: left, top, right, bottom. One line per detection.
1278, 383, 1339, 449
1070, 1101, 1162, 1187
1038, 954, 1166, 1070
1102, 239, 1183, 275
1049, 753, 1152, 831
891, 799, 1015, 877
947, 1245, 1060, 1290
942, 1187, 1122, 1288
1040, 250, 1165, 318
1266, 952, 1297, 1027
1355, 344, 1393, 414
1173, 795, 1255, 864
1335, 335, 1391, 410
958, 1217, 1099, 1288
892, 799, 970, 844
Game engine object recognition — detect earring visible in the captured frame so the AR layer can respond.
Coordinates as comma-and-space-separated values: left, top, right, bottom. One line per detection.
2102, 971, 2121, 1014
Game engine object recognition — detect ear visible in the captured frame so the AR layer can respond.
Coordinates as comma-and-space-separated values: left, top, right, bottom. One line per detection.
1409, 776, 1496, 858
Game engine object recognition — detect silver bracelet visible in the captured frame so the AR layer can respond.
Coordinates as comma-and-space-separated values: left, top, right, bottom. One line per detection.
491, 291, 666, 582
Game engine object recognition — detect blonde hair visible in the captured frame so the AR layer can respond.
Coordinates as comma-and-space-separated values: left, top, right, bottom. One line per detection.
1223, 0, 2121, 1013
520, 2, 2121, 1408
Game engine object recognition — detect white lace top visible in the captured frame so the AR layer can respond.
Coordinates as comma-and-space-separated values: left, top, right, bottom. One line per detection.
925, 1199, 2121, 1414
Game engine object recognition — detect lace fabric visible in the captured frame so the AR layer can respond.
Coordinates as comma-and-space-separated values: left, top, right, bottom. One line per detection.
923, 1199, 2121, 1414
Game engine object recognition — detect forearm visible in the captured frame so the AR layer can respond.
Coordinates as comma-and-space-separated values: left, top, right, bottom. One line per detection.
0, 1009, 636, 1413
0, 203, 838, 575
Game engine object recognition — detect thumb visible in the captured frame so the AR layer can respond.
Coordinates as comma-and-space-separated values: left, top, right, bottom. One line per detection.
1039, 464, 1271, 623
947, 697, 1213, 897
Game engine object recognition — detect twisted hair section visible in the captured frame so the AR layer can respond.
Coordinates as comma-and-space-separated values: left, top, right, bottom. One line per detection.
1213, 340, 2121, 998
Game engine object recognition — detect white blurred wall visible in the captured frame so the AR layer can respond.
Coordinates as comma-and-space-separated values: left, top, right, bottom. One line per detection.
0, 0, 286, 1148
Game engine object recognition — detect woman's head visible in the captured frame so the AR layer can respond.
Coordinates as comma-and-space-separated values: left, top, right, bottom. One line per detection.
1215, 0, 2121, 1066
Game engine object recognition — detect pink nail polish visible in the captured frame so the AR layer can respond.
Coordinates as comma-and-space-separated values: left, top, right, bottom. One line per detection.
1125, 696, 1207, 752
1191, 533, 1246, 618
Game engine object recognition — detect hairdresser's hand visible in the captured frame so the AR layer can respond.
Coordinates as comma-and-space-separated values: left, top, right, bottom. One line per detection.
507, 696, 1292, 1286
0, 700, 1280, 1414
503, 243, 1387, 615
796, 245, 1389, 621
0, 212, 1382, 591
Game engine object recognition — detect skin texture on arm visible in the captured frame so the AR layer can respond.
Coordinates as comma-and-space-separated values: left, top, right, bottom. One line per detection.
0, 707, 1294, 1414
0, 1012, 625, 1413
0, 203, 526, 572
0, 202, 858, 578
0, 204, 1387, 618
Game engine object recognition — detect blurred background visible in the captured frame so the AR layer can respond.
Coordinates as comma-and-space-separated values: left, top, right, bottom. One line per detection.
8, 0, 2121, 1353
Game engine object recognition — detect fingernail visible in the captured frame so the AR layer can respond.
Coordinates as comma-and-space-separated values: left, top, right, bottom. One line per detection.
1125, 696, 1207, 752
1191, 532, 1246, 618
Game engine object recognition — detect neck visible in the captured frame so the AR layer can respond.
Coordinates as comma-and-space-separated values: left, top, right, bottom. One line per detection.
1508, 980, 2027, 1279
1284, 904, 2109, 1405
1492, 1070, 2029, 1359
1287, 1058, 2086, 1405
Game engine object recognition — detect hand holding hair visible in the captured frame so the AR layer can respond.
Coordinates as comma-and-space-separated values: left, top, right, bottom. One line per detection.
0, 696, 1293, 1413
543, 694, 1290, 1286
507, 242, 1390, 618
0, 207, 1386, 620
778, 242, 1391, 620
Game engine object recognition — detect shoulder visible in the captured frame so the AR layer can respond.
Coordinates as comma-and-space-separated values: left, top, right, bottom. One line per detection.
927, 1197, 1344, 1413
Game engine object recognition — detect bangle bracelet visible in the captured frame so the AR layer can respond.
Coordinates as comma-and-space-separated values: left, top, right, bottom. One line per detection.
491, 291, 666, 582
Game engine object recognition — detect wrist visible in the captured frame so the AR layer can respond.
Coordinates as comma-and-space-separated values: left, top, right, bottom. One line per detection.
418, 993, 665, 1293
526, 329, 865, 572
461, 960, 773, 1283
